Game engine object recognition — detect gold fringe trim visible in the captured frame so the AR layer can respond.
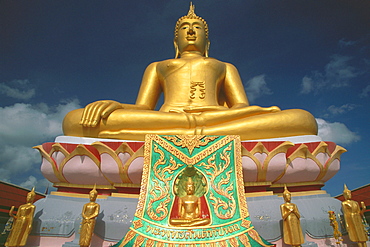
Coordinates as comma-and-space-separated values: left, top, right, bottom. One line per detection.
119, 231, 272, 246
248, 229, 270, 246
119, 230, 135, 247
229, 237, 239, 247
134, 235, 145, 246
145, 238, 155, 247
238, 233, 250, 246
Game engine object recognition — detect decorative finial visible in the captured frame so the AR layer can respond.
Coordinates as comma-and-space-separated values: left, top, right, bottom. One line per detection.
92, 184, 97, 194
343, 184, 350, 193
187, 2, 196, 18
283, 184, 289, 195
30, 187, 36, 196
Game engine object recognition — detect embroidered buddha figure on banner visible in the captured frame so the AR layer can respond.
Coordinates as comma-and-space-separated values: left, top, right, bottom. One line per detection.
169, 167, 210, 227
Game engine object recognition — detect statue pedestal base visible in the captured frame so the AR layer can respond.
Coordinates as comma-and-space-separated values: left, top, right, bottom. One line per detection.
29, 191, 351, 246
29, 135, 352, 246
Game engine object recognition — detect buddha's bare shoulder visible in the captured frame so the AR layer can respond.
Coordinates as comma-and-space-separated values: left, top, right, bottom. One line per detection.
153, 57, 229, 75
156, 57, 227, 65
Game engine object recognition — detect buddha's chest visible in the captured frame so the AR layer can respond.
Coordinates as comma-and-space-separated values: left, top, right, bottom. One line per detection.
183, 200, 198, 211
158, 58, 225, 82
85, 204, 98, 214
158, 58, 225, 99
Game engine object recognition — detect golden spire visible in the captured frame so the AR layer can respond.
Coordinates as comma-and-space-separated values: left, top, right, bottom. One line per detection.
343, 184, 349, 192
91, 184, 97, 194
187, 2, 196, 18
29, 187, 36, 197
283, 184, 290, 196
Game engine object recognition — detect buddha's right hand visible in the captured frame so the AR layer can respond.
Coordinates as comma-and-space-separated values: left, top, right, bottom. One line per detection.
80, 100, 122, 127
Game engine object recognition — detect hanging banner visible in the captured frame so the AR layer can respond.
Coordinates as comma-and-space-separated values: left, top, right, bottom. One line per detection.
115, 135, 271, 247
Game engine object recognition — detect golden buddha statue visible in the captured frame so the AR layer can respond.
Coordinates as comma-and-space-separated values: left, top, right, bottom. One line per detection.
5, 188, 36, 247
169, 177, 210, 227
328, 211, 343, 244
360, 202, 369, 235
79, 186, 100, 247
341, 184, 368, 247
280, 186, 304, 246
62, 3, 317, 141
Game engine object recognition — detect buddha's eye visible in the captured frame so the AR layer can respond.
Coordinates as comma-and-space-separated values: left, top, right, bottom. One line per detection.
181, 26, 188, 30
195, 26, 201, 29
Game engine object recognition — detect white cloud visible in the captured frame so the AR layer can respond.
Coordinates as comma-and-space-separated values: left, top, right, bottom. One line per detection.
360, 85, 370, 98
327, 104, 357, 115
244, 74, 273, 103
19, 176, 53, 192
0, 79, 36, 100
325, 55, 358, 87
316, 118, 360, 145
300, 55, 359, 94
301, 76, 314, 94
19, 176, 38, 189
0, 99, 80, 146
0, 146, 39, 175
0, 99, 81, 189
338, 38, 357, 48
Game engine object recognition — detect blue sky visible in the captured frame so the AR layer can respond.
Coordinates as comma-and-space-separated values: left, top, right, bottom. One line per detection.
0, 1, 369, 196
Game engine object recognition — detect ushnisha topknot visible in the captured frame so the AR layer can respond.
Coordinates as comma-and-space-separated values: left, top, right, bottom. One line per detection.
343, 184, 352, 199
91, 184, 98, 195
174, 2, 209, 40
283, 184, 290, 196
343, 184, 350, 193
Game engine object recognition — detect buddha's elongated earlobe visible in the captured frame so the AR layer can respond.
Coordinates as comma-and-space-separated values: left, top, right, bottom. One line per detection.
205, 40, 210, 57
174, 40, 180, 58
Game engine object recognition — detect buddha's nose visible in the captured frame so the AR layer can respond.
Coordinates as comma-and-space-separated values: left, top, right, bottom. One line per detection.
187, 27, 195, 36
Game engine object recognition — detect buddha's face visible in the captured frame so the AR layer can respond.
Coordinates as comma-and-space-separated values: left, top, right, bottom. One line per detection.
186, 183, 195, 195
90, 191, 98, 201
176, 18, 208, 55
26, 193, 35, 203
283, 192, 291, 202
343, 190, 351, 200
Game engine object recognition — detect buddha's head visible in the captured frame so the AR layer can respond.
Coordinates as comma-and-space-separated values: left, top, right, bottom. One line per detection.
26, 187, 36, 203
174, 3, 210, 58
343, 184, 352, 200
89, 185, 98, 202
283, 185, 291, 203
185, 177, 195, 195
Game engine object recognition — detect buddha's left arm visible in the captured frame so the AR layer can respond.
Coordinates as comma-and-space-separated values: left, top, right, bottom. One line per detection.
223, 63, 250, 109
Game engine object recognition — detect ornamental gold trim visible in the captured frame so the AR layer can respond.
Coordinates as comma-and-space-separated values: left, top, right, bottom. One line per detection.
127, 226, 255, 244
203, 143, 236, 219
163, 135, 218, 154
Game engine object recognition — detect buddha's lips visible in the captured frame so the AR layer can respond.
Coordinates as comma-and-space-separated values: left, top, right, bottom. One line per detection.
186, 36, 196, 41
